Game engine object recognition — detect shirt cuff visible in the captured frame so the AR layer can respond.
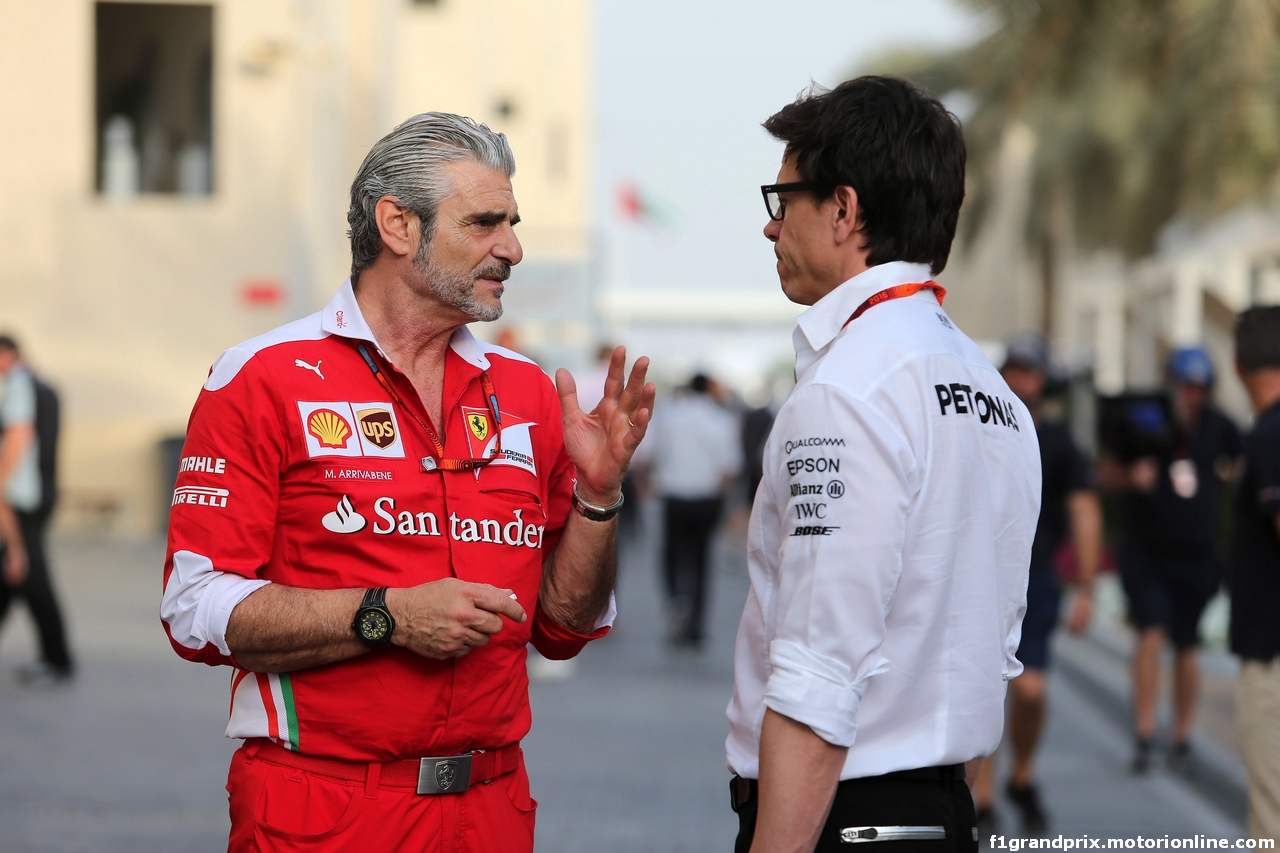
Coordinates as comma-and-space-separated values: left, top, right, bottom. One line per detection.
530, 595, 614, 661
764, 639, 885, 748
161, 550, 270, 657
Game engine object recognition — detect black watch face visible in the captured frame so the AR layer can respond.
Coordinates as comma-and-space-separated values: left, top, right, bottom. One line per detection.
358, 608, 391, 643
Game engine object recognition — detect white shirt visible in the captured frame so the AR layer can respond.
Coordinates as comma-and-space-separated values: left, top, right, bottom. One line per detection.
725, 261, 1041, 780
645, 391, 741, 500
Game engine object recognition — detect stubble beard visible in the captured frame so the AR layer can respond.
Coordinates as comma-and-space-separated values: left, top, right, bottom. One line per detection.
413, 235, 508, 323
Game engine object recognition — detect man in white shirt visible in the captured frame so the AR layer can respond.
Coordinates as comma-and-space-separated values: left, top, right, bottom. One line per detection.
644, 373, 741, 648
725, 76, 1041, 853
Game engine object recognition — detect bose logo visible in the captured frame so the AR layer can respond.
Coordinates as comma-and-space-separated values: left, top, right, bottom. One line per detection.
791, 525, 839, 537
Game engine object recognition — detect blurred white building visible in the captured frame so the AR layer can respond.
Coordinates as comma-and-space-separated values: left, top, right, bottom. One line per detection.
0, 0, 594, 534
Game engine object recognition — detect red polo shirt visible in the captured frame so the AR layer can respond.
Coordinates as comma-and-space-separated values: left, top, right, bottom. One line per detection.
162, 281, 606, 761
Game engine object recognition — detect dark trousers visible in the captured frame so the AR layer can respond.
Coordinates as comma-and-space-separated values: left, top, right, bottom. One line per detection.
661, 497, 722, 645
732, 767, 978, 853
0, 508, 73, 670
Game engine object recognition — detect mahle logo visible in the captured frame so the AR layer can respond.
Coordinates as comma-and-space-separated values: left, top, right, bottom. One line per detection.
357, 408, 397, 449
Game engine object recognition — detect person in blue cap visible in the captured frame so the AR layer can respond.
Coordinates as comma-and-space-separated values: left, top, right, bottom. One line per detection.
1100, 345, 1241, 774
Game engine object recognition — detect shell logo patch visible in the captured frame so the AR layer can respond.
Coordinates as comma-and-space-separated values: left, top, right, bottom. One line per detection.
308, 409, 352, 448
358, 408, 397, 449
467, 412, 490, 442
298, 402, 405, 459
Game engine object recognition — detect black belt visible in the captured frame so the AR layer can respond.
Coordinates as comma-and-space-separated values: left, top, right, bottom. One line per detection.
731, 764, 964, 812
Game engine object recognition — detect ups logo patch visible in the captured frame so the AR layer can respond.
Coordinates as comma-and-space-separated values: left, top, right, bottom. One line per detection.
358, 408, 397, 449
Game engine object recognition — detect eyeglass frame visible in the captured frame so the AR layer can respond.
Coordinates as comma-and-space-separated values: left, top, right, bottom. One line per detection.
760, 181, 823, 221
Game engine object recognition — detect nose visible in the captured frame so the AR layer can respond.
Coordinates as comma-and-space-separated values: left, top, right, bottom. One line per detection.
495, 223, 523, 266
763, 217, 781, 243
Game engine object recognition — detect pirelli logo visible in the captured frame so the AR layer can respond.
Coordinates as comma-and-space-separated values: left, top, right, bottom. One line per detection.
172, 486, 229, 508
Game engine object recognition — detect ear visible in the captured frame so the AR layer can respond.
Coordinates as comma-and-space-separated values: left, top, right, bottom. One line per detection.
829, 185, 862, 246
374, 197, 417, 259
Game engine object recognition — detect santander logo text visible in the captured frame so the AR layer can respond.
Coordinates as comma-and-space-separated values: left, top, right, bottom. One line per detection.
320, 495, 545, 548
322, 495, 367, 533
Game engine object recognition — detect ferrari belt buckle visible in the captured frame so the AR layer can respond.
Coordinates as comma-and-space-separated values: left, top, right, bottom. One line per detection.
417, 753, 472, 795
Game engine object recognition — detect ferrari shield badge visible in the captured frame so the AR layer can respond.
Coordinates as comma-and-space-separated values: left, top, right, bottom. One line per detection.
467, 412, 490, 443
436, 760, 459, 791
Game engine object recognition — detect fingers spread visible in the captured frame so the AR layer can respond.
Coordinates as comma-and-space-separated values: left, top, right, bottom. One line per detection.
618, 355, 650, 412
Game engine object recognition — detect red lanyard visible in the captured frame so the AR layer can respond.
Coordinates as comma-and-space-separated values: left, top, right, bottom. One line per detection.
842, 281, 946, 328
354, 342, 503, 472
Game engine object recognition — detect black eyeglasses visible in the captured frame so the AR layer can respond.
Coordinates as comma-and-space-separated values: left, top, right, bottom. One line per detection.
761, 181, 819, 221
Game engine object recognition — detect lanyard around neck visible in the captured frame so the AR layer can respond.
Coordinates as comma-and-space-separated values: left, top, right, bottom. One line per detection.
354, 342, 503, 472
842, 281, 947, 329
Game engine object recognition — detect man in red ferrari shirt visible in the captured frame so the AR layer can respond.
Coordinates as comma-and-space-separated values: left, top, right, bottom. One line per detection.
160, 112, 654, 852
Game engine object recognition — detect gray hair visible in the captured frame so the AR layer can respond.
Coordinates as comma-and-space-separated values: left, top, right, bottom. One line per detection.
346, 112, 516, 280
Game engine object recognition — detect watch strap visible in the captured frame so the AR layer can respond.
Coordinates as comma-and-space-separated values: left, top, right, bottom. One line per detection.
361, 586, 389, 610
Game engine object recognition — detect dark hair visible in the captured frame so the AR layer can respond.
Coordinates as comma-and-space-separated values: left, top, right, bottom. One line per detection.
763, 75, 966, 275
1236, 306, 1280, 372
0, 334, 18, 354
690, 373, 710, 394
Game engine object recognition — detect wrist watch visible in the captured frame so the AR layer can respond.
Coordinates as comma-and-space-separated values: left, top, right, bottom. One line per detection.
352, 587, 395, 646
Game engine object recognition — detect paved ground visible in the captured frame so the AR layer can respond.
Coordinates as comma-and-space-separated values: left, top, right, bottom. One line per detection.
0, 503, 1252, 851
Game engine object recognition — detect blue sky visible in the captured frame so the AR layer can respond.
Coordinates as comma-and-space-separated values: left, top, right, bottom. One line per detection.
594, 0, 984, 297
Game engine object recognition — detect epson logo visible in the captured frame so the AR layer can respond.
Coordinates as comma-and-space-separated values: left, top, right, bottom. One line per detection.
787, 457, 841, 477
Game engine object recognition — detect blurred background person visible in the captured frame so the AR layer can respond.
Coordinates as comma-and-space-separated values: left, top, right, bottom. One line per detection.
974, 333, 1102, 835
0, 334, 72, 685
643, 372, 739, 650
740, 392, 776, 506
0, 488, 27, 598
1228, 306, 1280, 844
1099, 346, 1241, 773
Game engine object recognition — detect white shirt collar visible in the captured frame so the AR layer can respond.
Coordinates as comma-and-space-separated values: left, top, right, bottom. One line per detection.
320, 279, 491, 370
793, 261, 935, 376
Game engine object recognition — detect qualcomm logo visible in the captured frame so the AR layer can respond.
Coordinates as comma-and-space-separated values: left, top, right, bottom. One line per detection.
322, 495, 366, 534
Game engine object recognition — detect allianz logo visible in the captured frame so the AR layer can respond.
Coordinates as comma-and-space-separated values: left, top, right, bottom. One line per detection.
321, 495, 546, 548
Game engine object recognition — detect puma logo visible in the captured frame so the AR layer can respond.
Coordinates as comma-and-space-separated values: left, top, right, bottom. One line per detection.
295, 359, 324, 380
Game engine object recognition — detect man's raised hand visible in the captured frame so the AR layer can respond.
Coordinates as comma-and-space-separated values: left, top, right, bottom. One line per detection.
555, 346, 656, 506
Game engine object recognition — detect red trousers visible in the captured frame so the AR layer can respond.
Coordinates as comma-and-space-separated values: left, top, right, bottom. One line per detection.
226, 742, 537, 852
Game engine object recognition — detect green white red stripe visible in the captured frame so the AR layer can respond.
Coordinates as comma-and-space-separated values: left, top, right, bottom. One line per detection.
227, 669, 300, 751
